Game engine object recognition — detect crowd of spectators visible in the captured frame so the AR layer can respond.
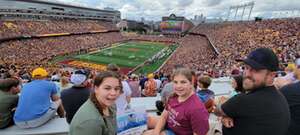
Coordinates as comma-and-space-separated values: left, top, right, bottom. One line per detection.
1, 18, 300, 79
160, 34, 218, 76
1, 17, 300, 135
0, 19, 117, 40
161, 18, 300, 77
0, 31, 125, 76
0, 20, 180, 80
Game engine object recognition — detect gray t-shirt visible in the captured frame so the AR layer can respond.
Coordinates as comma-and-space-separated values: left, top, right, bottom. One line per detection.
160, 82, 173, 103
70, 99, 117, 135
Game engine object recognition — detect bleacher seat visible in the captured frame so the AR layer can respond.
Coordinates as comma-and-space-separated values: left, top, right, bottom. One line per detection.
0, 118, 69, 135
130, 96, 161, 112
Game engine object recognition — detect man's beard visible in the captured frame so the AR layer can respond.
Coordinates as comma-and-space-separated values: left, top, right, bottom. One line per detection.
243, 77, 266, 91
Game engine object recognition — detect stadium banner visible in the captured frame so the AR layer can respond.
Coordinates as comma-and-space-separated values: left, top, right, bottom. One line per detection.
68, 60, 107, 71
117, 107, 148, 135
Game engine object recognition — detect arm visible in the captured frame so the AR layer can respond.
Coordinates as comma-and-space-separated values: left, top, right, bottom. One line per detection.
214, 96, 233, 117
213, 103, 227, 117
221, 116, 234, 128
274, 77, 292, 89
123, 81, 132, 103
51, 94, 65, 117
126, 95, 131, 104
215, 94, 247, 128
153, 110, 168, 134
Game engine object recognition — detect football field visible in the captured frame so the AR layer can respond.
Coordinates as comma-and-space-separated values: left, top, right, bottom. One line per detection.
58, 41, 177, 74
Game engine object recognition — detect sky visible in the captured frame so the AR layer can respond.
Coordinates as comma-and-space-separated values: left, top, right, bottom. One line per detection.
52, 0, 300, 21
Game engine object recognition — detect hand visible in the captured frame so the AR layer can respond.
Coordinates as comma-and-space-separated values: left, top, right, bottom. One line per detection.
218, 96, 228, 104
273, 77, 292, 89
221, 117, 234, 128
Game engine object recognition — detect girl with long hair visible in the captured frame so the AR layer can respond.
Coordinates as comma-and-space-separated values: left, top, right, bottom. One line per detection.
70, 71, 123, 135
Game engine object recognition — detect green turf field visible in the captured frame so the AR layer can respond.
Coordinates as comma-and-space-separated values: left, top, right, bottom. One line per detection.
56, 41, 178, 74
134, 44, 177, 74
75, 41, 166, 67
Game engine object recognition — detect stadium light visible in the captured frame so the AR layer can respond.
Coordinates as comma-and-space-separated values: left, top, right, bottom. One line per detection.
227, 1, 255, 21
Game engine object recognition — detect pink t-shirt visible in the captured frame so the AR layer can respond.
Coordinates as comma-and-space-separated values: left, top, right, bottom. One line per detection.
166, 94, 209, 135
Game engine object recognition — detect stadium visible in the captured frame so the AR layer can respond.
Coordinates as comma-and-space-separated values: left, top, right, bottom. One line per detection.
0, 0, 300, 135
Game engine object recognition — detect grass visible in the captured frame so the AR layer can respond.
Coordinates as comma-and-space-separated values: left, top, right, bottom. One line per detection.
54, 41, 177, 74
74, 41, 166, 68
134, 44, 178, 74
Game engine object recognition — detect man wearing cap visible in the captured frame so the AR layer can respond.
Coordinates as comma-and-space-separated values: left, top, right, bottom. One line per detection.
61, 69, 91, 124
14, 68, 64, 128
214, 48, 290, 135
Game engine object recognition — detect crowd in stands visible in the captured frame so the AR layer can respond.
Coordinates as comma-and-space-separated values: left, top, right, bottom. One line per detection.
0, 19, 181, 78
0, 20, 117, 40
1, 18, 300, 79
186, 18, 300, 76
1, 17, 300, 134
0, 55, 300, 135
161, 34, 218, 76
0, 32, 125, 74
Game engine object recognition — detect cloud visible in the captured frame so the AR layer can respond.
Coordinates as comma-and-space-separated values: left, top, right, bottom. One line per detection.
49, 0, 300, 21
177, 0, 194, 7
204, 0, 223, 7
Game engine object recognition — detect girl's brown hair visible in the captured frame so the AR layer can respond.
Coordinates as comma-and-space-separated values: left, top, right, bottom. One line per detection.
171, 68, 193, 82
90, 71, 122, 116
0, 78, 20, 92
166, 68, 194, 108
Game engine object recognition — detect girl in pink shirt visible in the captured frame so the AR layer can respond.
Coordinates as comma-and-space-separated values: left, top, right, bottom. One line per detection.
144, 68, 209, 135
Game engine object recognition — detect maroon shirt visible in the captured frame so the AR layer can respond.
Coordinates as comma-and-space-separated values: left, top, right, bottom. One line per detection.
166, 93, 209, 135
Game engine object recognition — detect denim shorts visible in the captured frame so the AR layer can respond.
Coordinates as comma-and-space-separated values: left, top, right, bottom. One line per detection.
15, 101, 59, 128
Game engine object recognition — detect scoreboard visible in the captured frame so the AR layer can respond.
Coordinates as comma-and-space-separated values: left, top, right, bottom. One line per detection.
160, 14, 194, 34
160, 20, 183, 32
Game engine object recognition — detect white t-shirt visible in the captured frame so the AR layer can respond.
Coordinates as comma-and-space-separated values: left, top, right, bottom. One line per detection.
116, 81, 132, 113
155, 79, 162, 90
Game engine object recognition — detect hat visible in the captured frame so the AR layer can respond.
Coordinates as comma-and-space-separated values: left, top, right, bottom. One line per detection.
243, 48, 279, 71
32, 68, 48, 78
70, 69, 89, 85
130, 74, 138, 78
147, 73, 154, 78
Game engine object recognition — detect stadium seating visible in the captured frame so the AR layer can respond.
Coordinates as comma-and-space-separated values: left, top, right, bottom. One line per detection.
161, 18, 300, 76
0, 117, 69, 135
0, 20, 117, 40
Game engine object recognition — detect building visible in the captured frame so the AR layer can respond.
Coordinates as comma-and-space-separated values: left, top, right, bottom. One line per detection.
117, 19, 149, 33
0, 0, 121, 22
